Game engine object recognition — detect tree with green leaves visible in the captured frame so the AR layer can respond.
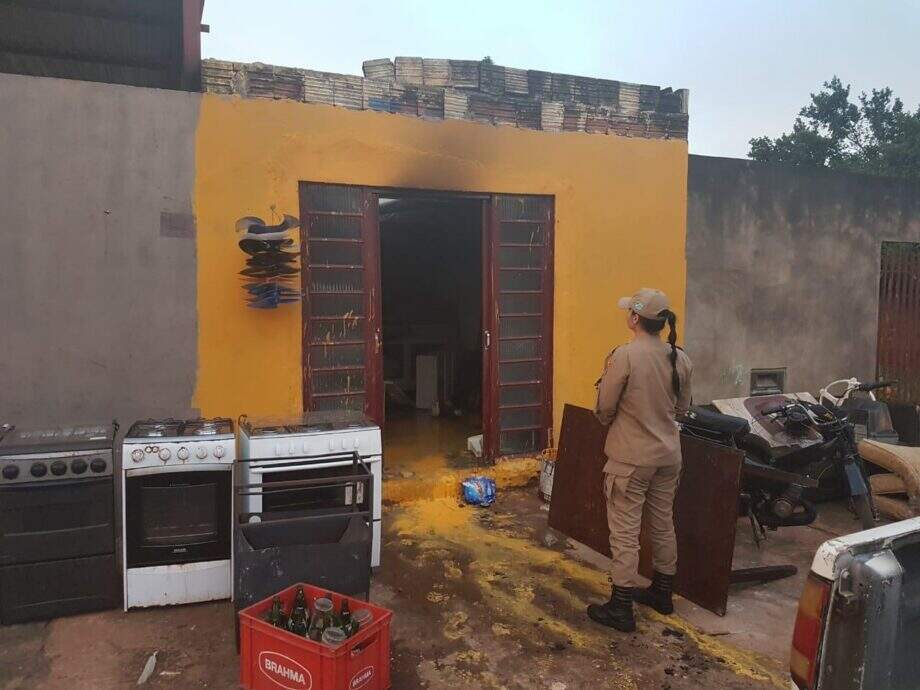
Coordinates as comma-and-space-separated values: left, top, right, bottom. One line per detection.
749, 77, 920, 180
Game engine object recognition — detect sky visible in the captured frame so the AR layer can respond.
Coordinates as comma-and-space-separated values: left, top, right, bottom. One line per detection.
201, 1, 920, 159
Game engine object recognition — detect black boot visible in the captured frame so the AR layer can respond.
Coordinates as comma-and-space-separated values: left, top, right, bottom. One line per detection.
633, 571, 674, 615
587, 585, 636, 632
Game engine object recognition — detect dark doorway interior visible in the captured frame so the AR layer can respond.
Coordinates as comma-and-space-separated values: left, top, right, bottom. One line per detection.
378, 196, 483, 471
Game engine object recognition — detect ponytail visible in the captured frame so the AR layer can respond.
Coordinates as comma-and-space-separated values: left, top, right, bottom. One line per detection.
636, 308, 682, 397
663, 309, 681, 397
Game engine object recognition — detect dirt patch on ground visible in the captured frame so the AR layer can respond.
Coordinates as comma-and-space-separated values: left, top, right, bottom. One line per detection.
379, 489, 786, 690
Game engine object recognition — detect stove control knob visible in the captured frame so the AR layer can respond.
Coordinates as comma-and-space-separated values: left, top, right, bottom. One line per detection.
71, 458, 88, 474
213, 445, 226, 458
158, 448, 171, 461
2, 465, 19, 480
30, 462, 48, 478
90, 458, 107, 473
50, 460, 67, 476
195, 446, 208, 459
131, 449, 145, 463
177, 447, 190, 461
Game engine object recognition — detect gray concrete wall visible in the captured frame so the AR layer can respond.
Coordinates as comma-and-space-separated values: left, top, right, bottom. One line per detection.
0, 73, 200, 426
686, 155, 920, 403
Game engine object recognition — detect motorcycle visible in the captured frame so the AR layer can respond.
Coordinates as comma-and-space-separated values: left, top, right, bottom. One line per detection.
757, 398, 877, 530
679, 407, 820, 546
682, 389, 878, 538
819, 378, 899, 444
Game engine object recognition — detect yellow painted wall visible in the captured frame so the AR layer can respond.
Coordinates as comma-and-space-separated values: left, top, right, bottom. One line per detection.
194, 94, 687, 438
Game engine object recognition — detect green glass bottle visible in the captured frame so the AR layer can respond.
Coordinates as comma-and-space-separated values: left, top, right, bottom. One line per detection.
266, 597, 285, 628
288, 587, 309, 636
340, 600, 355, 637
308, 597, 334, 641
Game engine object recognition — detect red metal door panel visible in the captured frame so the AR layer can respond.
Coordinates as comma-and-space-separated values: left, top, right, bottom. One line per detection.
485, 195, 554, 459
299, 183, 383, 424
878, 241, 920, 403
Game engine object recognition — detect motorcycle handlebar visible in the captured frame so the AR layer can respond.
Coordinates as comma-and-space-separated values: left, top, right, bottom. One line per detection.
857, 380, 897, 392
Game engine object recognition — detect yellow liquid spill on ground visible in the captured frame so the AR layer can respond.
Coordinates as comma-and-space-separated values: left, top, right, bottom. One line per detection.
383, 411, 482, 476
392, 497, 788, 689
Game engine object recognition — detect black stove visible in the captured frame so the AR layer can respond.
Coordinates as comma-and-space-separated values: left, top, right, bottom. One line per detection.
0, 421, 120, 624
0, 423, 116, 484
0, 423, 114, 456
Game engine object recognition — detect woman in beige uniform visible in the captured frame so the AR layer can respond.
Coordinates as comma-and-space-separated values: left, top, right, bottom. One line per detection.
587, 288, 692, 632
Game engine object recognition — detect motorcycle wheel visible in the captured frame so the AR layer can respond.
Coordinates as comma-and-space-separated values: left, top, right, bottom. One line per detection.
853, 493, 877, 530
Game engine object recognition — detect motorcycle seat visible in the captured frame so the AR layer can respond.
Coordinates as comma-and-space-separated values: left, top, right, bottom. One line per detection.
684, 406, 751, 438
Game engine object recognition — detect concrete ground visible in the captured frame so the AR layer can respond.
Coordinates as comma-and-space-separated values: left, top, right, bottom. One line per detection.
0, 486, 861, 690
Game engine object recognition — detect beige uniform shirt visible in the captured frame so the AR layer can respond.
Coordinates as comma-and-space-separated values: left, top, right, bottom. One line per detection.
595, 336, 693, 468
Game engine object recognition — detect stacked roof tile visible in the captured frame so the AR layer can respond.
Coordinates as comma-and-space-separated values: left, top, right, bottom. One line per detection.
202, 56, 688, 141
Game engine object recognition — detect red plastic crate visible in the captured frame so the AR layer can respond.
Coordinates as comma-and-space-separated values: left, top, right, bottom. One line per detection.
239, 583, 392, 690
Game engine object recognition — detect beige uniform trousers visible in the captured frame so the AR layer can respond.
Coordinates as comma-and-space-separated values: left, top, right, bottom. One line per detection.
605, 460, 681, 588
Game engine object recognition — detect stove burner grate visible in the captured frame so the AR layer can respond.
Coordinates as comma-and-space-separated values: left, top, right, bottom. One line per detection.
254, 426, 285, 435
286, 423, 335, 433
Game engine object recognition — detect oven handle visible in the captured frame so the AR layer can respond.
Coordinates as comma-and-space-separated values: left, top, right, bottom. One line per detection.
236, 451, 361, 467
0, 475, 112, 492
125, 464, 232, 477
248, 460, 364, 475
238, 508, 372, 524
237, 472, 370, 492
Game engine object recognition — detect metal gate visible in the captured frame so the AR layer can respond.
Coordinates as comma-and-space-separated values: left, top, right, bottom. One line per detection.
877, 241, 920, 403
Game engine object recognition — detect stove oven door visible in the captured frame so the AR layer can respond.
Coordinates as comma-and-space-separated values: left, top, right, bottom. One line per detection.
249, 458, 371, 518
0, 476, 115, 565
125, 466, 231, 568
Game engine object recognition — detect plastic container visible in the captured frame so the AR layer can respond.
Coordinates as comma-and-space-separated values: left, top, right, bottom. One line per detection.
322, 627, 347, 647
239, 582, 392, 690
539, 448, 556, 502
353, 609, 373, 629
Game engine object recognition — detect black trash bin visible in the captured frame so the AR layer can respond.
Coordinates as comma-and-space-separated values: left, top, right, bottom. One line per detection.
233, 459, 373, 644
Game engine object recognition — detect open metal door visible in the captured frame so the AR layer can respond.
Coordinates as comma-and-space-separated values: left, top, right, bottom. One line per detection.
878, 241, 920, 403
299, 183, 383, 424
484, 195, 554, 459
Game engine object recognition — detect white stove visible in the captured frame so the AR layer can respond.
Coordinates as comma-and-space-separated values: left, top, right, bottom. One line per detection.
122, 417, 234, 610
238, 411, 383, 567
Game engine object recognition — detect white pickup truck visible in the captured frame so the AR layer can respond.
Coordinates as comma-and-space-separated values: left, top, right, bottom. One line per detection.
790, 516, 920, 689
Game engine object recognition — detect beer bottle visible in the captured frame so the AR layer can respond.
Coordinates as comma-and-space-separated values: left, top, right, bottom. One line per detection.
266, 597, 285, 628
340, 600, 354, 636
308, 597, 334, 641
289, 588, 309, 637
293, 586, 307, 611
325, 593, 341, 627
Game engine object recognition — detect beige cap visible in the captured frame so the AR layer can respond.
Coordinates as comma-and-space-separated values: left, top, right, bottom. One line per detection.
618, 288, 670, 320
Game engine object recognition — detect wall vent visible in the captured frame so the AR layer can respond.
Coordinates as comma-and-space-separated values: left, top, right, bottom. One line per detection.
750, 368, 786, 396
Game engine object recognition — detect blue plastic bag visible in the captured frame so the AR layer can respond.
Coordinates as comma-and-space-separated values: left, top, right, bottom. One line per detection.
462, 476, 497, 507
